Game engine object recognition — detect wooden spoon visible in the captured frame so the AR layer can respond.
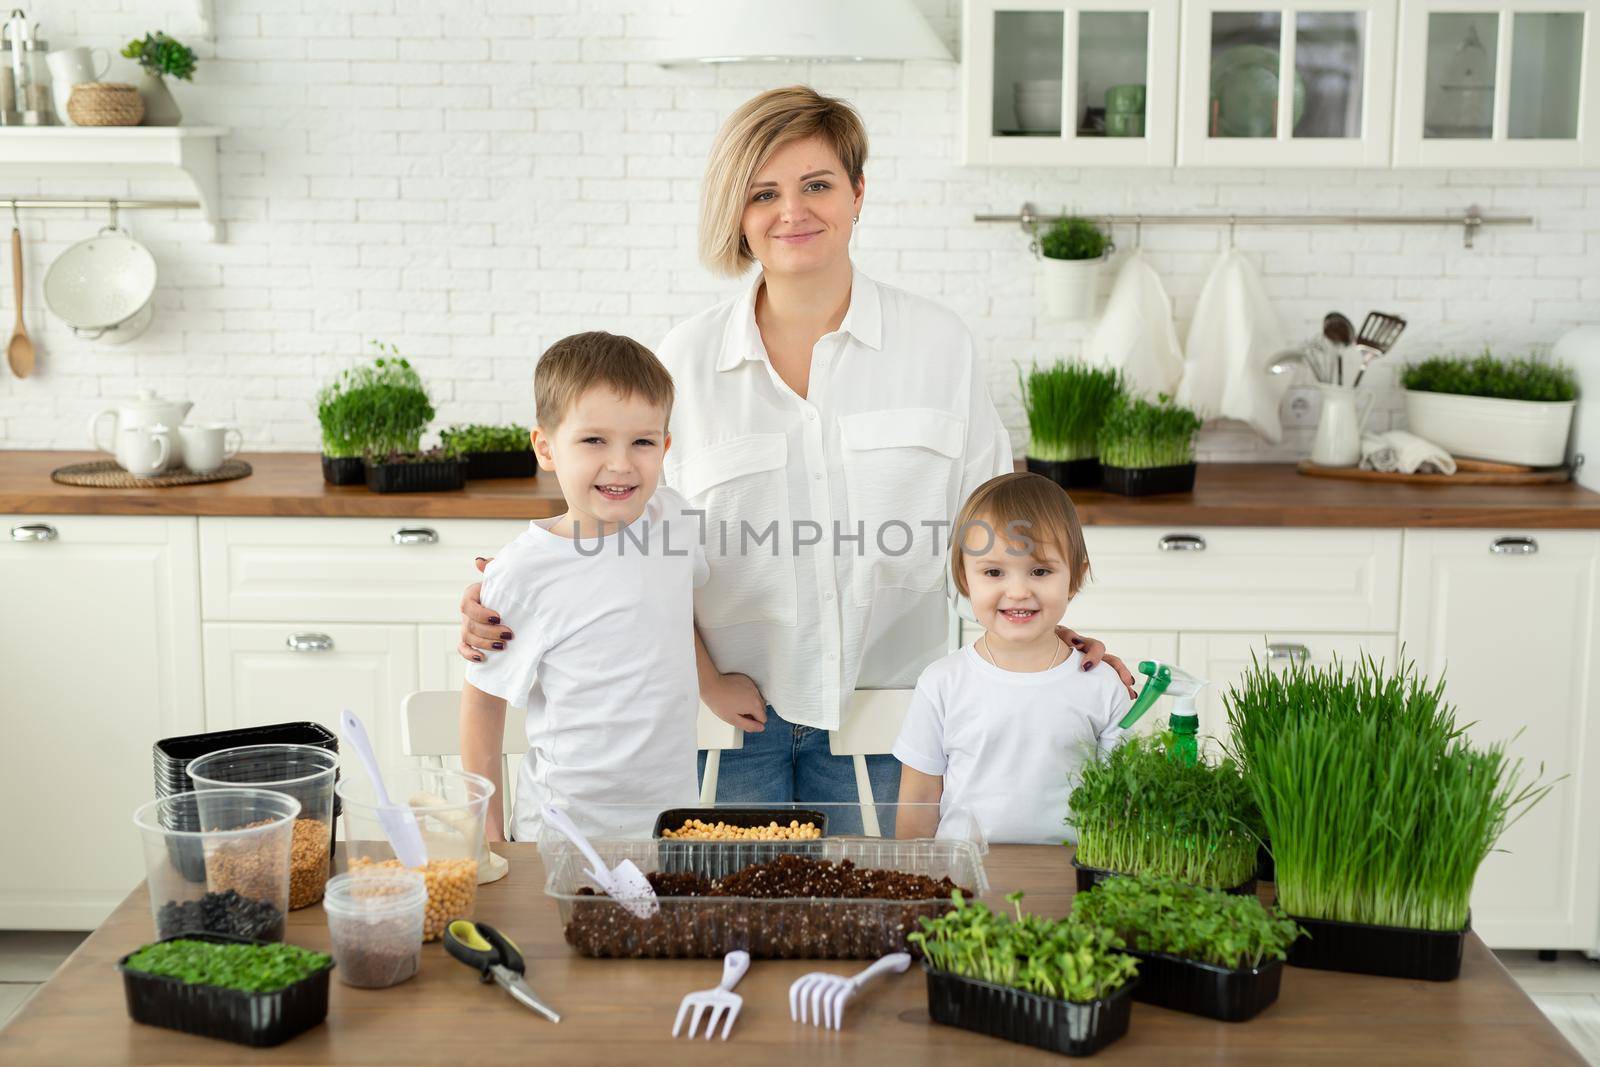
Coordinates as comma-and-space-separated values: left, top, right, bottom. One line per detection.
8, 225, 35, 378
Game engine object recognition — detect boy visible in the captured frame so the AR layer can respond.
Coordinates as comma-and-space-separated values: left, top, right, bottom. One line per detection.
460, 331, 707, 842
893, 472, 1131, 843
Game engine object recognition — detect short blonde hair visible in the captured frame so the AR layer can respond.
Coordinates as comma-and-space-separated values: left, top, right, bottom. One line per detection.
533, 331, 675, 432
698, 85, 869, 278
950, 473, 1091, 599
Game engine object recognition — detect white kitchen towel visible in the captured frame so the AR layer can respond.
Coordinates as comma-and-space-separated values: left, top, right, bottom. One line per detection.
1083, 249, 1184, 398
1360, 430, 1458, 475
1176, 248, 1291, 443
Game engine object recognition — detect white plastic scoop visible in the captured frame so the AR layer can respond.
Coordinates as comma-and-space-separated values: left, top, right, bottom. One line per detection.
340, 709, 427, 868
541, 804, 658, 919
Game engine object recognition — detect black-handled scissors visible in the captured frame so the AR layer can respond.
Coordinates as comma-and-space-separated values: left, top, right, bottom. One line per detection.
444, 920, 561, 1023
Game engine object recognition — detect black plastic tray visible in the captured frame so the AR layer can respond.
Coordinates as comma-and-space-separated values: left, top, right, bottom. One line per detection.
1255, 841, 1275, 884
652, 807, 829, 880
364, 458, 465, 493
320, 454, 365, 485
460, 449, 537, 480
923, 964, 1135, 1057
1025, 455, 1102, 490
1285, 908, 1468, 982
118, 934, 333, 1047
1072, 857, 1257, 897
1099, 462, 1197, 496
1124, 949, 1282, 1021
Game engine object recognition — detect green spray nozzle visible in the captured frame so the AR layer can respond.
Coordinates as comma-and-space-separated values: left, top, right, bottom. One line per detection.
1117, 660, 1209, 766
1118, 661, 1172, 729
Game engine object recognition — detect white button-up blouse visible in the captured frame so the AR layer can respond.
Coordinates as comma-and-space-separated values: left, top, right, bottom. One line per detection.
656, 268, 1014, 731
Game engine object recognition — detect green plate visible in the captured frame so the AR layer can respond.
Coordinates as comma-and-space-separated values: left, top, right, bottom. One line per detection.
1209, 44, 1306, 138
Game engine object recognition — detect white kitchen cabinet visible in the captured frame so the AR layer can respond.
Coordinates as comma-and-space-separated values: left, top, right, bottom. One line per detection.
1393, 0, 1600, 167
961, 0, 1181, 165
0, 516, 203, 929
201, 623, 420, 768
1177, 0, 1398, 165
418, 623, 471, 693
1400, 529, 1600, 950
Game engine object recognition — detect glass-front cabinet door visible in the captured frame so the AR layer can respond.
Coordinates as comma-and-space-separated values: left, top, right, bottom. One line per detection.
1177, 0, 1398, 165
962, 0, 1180, 165
1393, 0, 1599, 166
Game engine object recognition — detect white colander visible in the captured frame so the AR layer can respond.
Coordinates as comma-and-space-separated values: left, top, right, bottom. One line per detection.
43, 226, 158, 339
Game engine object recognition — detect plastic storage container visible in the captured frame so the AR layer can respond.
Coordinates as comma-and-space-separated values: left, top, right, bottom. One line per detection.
187, 744, 338, 910
323, 869, 427, 988
132, 789, 300, 942
119, 933, 332, 1047
1072, 857, 1256, 897
923, 965, 1136, 1056
1285, 910, 1468, 982
652, 806, 829, 880
337, 767, 493, 941
1124, 950, 1283, 1021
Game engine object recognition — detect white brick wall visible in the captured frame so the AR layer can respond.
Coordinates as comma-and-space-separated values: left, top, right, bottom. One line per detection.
2, 0, 1596, 461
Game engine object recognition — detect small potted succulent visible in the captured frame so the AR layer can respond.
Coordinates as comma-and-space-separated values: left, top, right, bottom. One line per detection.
1019, 361, 1123, 489
122, 32, 196, 127
440, 423, 537, 480
1073, 875, 1301, 1022
1096, 393, 1203, 496
1402, 351, 1577, 467
1038, 216, 1108, 319
315, 341, 435, 486
910, 890, 1139, 1057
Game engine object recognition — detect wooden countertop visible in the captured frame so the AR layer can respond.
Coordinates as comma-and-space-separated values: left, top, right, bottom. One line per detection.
0, 844, 1582, 1066
4, 450, 1600, 527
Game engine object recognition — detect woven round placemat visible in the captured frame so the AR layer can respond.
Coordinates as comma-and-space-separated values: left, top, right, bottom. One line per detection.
51, 459, 253, 488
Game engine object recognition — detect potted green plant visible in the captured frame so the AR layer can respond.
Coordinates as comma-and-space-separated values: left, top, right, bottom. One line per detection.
121, 32, 196, 127
315, 342, 435, 486
910, 890, 1139, 1056
1018, 362, 1123, 489
1072, 875, 1300, 1022
1096, 393, 1203, 495
1224, 653, 1555, 981
439, 423, 537, 480
1402, 351, 1577, 467
1068, 731, 1262, 894
1038, 216, 1108, 319
364, 447, 464, 494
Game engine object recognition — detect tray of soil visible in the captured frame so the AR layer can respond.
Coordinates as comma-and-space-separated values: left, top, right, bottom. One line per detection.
552, 842, 985, 959
1284, 910, 1469, 982
652, 807, 828, 881
364, 449, 465, 493
1071, 857, 1256, 897
119, 934, 333, 1047
320, 455, 365, 486
440, 424, 537, 480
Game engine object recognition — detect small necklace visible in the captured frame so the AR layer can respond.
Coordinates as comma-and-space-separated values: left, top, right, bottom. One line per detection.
981, 632, 1063, 673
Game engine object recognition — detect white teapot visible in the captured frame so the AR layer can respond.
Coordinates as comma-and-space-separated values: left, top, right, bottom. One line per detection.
89, 390, 194, 472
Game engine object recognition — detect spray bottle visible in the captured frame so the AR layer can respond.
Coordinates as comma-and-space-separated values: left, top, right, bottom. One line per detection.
1116, 661, 1210, 766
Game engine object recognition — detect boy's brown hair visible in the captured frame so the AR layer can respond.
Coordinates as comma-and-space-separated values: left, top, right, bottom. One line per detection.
534, 331, 675, 431
950, 472, 1091, 598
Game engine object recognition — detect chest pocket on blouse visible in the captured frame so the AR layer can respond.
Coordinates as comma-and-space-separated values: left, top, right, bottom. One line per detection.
839, 409, 965, 604
675, 434, 797, 628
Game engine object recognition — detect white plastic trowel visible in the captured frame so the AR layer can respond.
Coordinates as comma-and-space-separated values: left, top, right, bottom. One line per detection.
541, 804, 659, 919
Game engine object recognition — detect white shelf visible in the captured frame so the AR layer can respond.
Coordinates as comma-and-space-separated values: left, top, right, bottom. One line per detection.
0, 127, 228, 241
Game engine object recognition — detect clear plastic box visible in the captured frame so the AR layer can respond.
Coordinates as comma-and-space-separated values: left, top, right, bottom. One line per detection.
541, 803, 988, 959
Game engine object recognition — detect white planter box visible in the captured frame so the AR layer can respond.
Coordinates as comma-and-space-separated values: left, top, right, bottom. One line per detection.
1039, 256, 1102, 319
1403, 390, 1577, 467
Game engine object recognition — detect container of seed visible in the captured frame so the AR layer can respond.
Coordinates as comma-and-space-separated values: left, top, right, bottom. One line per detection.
323, 869, 426, 988
188, 744, 338, 909
132, 789, 300, 943
336, 768, 493, 941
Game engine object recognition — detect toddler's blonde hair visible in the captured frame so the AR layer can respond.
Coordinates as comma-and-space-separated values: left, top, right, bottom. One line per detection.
950, 473, 1091, 598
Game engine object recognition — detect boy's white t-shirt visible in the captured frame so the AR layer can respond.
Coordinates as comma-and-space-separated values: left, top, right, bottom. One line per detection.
464, 486, 708, 841
892, 643, 1132, 845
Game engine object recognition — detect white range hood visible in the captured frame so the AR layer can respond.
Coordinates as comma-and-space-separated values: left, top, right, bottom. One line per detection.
655, 0, 952, 66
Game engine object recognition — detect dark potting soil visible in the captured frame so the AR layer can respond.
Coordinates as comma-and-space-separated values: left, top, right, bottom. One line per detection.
564, 855, 968, 959
157, 890, 285, 942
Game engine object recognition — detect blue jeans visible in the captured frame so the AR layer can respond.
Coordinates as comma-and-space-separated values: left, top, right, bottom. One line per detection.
697, 705, 901, 836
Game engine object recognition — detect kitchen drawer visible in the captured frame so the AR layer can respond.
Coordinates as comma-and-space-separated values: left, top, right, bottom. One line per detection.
1073, 528, 1401, 632
200, 517, 528, 622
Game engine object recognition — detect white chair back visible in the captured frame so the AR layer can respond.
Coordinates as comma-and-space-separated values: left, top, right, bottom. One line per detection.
828, 688, 913, 837
401, 690, 526, 834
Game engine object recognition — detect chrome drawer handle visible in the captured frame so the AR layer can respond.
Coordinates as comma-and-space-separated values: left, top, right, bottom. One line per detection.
1267, 643, 1310, 663
392, 527, 439, 545
1158, 534, 1206, 552
286, 633, 335, 653
10, 523, 58, 542
1490, 536, 1537, 556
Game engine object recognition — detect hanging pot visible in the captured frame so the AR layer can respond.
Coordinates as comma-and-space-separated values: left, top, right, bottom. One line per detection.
1040, 255, 1103, 320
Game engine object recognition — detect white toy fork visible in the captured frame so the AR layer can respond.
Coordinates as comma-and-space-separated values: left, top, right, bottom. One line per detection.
673, 951, 750, 1041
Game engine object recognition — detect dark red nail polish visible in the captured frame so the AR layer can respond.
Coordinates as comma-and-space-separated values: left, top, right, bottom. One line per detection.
500, 631, 513, 640
473, 654, 484, 662
487, 615, 501, 625
492, 641, 504, 650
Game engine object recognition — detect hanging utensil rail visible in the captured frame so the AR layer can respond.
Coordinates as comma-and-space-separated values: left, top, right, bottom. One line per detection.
976, 202, 1533, 249
4, 197, 200, 213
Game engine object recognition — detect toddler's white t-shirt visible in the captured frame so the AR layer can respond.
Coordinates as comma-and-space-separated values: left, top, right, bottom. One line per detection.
892, 643, 1132, 844
464, 486, 708, 841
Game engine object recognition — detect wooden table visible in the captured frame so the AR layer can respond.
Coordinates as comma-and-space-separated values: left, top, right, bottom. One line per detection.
0, 845, 1582, 1065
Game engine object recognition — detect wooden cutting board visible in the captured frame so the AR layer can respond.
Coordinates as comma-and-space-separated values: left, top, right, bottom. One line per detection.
1297, 458, 1571, 485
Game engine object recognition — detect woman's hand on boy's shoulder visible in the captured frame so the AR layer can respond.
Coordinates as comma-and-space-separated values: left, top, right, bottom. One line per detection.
458, 556, 515, 663
1057, 627, 1137, 699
